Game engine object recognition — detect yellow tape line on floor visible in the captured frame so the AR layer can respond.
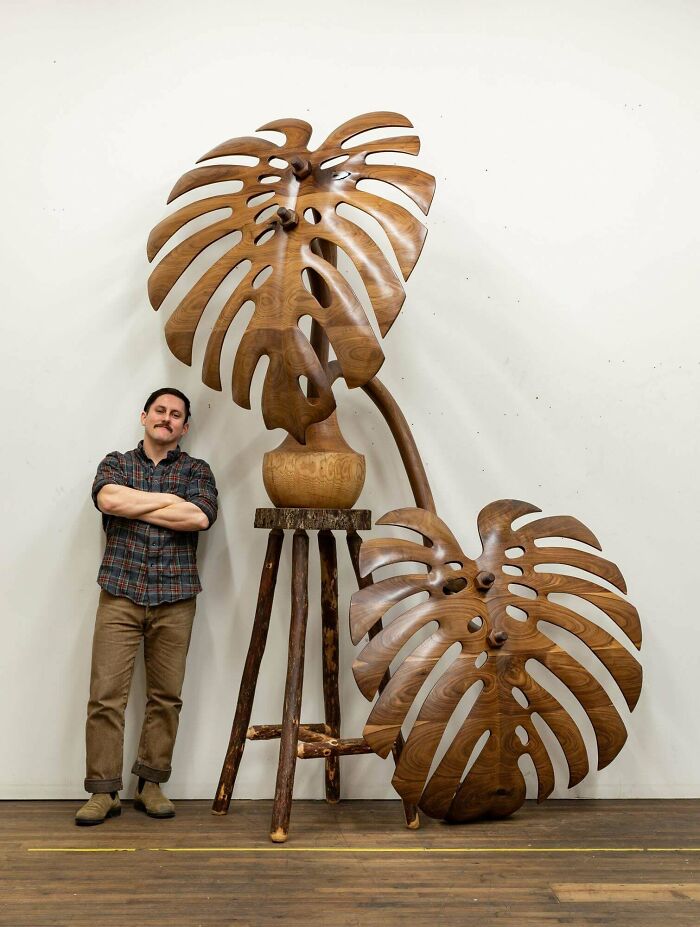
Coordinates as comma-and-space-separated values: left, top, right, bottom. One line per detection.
27, 846, 700, 854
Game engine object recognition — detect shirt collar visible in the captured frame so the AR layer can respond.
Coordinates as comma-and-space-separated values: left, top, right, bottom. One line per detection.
136, 440, 182, 466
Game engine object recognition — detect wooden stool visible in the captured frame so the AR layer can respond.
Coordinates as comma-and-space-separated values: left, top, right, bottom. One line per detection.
211, 507, 418, 842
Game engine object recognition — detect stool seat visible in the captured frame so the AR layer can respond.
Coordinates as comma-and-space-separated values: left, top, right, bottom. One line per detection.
254, 508, 371, 531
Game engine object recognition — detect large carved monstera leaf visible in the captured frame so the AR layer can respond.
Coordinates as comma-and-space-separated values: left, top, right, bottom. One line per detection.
350, 501, 642, 822
147, 112, 435, 441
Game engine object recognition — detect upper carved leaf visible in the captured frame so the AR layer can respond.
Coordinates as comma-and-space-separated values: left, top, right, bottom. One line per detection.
349, 501, 642, 822
147, 112, 435, 441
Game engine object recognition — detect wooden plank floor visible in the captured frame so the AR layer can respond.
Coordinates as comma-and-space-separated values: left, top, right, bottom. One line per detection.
1, 799, 699, 926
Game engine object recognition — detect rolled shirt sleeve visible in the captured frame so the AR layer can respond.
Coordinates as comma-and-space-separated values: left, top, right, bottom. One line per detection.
186, 460, 218, 529
92, 452, 127, 510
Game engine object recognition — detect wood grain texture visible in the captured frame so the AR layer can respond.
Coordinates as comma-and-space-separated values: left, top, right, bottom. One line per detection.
297, 737, 373, 759
246, 723, 329, 741
346, 530, 419, 829
349, 500, 642, 823
9, 800, 700, 927
254, 507, 371, 531
147, 112, 435, 442
262, 411, 365, 508
552, 883, 700, 902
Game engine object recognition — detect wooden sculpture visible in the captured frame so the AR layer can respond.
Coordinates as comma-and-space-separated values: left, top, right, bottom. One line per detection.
147, 112, 434, 508
146, 112, 642, 828
350, 502, 642, 821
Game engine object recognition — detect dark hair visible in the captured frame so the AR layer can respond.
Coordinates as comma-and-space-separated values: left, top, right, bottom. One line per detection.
144, 388, 191, 422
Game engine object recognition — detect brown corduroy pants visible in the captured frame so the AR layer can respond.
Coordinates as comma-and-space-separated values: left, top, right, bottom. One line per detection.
84, 589, 196, 793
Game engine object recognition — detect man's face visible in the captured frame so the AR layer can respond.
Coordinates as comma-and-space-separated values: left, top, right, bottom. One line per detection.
140, 394, 189, 445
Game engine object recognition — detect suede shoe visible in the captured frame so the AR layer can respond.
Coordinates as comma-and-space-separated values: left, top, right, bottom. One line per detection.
134, 780, 175, 818
75, 792, 121, 826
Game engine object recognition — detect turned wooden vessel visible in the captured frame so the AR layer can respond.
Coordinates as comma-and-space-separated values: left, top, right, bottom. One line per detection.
262, 411, 365, 508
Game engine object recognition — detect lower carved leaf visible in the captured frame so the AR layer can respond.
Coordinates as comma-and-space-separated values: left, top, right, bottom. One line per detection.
349, 500, 642, 822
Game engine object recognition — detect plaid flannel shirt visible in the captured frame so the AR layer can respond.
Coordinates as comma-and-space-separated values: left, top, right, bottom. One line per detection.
91, 441, 218, 606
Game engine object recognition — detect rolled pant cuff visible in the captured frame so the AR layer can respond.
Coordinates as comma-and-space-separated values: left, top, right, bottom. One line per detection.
131, 760, 171, 783
85, 777, 122, 794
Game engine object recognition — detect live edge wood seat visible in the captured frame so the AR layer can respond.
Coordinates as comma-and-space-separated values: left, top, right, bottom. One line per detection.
254, 507, 372, 531
212, 508, 417, 843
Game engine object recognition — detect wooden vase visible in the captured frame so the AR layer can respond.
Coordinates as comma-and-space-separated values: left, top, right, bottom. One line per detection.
262, 412, 365, 509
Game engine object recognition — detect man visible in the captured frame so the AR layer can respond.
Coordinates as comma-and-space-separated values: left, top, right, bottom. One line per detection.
75, 388, 218, 826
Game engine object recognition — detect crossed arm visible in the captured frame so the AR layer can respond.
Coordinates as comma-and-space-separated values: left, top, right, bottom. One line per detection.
96, 484, 210, 531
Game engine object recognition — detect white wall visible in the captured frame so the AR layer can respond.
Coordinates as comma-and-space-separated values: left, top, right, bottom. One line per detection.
2, 0, 698, 800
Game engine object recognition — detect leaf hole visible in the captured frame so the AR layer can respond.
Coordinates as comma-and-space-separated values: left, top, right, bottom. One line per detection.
304, 208, 318, 224
247, 191, 275, 207
506, 547, 525, 559
321, 154, 349, 169
529, 709, 578, 794
207, 155, 258, 166
268, 157, 288, 169
327, 240, 382, 344
298, 314, 313, 338
534, 562, 626, 596
446, 561, 463, 570
506, 604, 528, 622
254, 228, 275, 246
475, 651, 488, 669
515, 725, 529, 745
467, 616, 483, 633
398, 640, 461, 744
252, 266, 272, 289
298, 375, 308, 394
153, 226, 242, 318
149, 207, 233, 262
459, 729, 491, 782
534, 536, 601, 552
442, 577, 467, 596
503, 564, 524, 576
259, 174, 281, 184
340, 124, 413, 150
356, 176, 424, 217
334, 202, 402, 293
517, 752, 539, 799
511, 686, 529, 708
209, 295, 255, 395
526, 660, 598, 772
508, 583, 537, 600
425, 678, 485, 783
365, 150, 418, 167
255, 204, 279, 225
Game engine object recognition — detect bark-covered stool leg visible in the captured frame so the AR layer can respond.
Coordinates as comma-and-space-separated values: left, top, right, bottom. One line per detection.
319, 529, 341, 803
212, 529, 284, 815
270, 529, 310, 842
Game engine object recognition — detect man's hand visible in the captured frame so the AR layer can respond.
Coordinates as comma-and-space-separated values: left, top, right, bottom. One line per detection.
96, 485, 209, 531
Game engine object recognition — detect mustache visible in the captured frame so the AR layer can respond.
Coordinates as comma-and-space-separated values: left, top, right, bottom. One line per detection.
155, 424, 173, 432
